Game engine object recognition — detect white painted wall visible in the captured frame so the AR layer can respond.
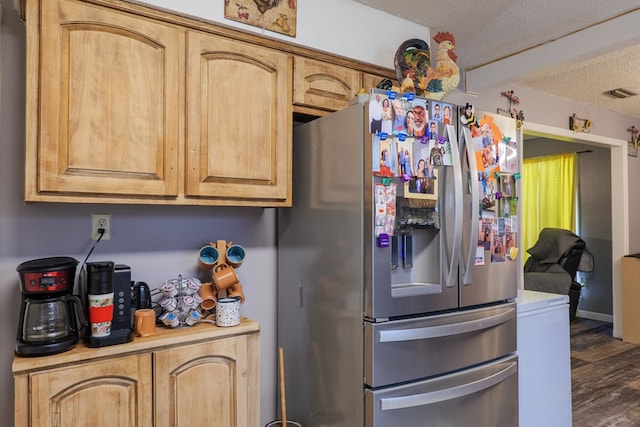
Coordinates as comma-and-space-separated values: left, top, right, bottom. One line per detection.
139, 0, 427, 69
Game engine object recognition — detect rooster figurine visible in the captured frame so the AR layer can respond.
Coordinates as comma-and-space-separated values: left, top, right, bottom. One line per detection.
393, 32, 460, 100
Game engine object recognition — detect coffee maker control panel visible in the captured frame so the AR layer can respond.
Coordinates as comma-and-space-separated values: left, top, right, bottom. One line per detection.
112, 265, 133, 331
22, 271, 72, 294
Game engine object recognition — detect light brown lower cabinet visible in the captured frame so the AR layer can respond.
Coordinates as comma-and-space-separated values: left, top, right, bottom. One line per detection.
13, 319, 260, 427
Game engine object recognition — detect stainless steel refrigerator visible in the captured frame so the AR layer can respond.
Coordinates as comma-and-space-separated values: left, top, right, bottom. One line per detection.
278, 92, 520, 427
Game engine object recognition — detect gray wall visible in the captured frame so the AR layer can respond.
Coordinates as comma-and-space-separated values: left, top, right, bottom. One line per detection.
523, 137, 612, 316
577, 149, 613, 316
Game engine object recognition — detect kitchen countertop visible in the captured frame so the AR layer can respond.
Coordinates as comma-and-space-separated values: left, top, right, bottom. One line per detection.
12, 316, 259, 374
516, 289, 569, 314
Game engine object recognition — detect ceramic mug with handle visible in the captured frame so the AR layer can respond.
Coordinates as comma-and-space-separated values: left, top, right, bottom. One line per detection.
198, 282, 217, 310
226, 244, 246, 268
212, 263, 239, 290
134, 308, 156, 337
198, 245, 219, 270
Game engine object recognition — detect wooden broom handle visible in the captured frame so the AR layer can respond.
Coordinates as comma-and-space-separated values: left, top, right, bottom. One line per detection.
279, 347, 287, 426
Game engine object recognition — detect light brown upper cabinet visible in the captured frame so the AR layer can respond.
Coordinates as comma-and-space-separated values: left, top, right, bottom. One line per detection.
362, 73, 390, 94
21, 0, 393, 206
26, 0, 182, 201
24, 0, 292, 206
294, 57, 361, 112
185, 32, 292, 203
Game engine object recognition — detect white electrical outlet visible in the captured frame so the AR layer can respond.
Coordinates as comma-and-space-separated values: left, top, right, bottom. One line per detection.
91, 214, 111, 240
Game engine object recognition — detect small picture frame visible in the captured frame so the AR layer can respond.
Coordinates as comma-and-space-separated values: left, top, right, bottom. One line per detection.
224, 0, 297, 37
569, 114, 591, 133
405, 169, 438, 200
500, 174, 515, 197
629, 140, 638, 157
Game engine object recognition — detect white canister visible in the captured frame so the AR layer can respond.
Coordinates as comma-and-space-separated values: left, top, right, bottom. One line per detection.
216, 297, 241, 327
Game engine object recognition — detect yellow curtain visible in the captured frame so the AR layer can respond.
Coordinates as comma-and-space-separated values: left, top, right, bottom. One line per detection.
522, 153, 577, 263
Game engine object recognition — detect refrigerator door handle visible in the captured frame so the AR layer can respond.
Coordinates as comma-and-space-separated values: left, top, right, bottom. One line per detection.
460, 127, 479, 285
402, 234, 413, 268
446, 124, 463, 287
379, 361, 517, 410
377, 307, 515, 342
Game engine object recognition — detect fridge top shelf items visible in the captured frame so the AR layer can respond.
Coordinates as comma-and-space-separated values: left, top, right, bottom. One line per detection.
392, 33, 460, 101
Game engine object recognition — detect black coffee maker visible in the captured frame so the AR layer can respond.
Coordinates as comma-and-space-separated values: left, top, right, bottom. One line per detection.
82, 262, 133, 347
16, 257, 85, 357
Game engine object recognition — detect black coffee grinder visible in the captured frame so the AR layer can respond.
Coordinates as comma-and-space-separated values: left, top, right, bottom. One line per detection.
16, 257, 85, 357
83, 262, 133, 347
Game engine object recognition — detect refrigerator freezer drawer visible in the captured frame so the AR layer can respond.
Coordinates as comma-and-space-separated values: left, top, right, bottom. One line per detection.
365, 355, 518, 427
365, 302, 516, 388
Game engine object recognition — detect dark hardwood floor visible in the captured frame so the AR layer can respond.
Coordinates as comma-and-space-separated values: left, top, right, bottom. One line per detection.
571, 318, 640, 426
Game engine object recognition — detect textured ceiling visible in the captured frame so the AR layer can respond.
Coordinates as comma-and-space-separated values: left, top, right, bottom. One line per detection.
519, 44, 640, 116
353, 0, 640, 117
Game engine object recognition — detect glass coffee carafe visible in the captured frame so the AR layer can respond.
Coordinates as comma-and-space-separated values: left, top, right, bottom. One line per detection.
22, 297, 81, 343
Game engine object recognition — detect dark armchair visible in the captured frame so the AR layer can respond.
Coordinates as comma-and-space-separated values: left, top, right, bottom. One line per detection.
524, 228, 594, 320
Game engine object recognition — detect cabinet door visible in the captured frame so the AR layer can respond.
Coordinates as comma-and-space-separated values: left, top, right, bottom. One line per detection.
154, 334, 260, 427
29, 354, 152, 427
27, 0, 182, 199
293, 57, 361, 111
362, 73, 391, 93
186, 31, 292, 206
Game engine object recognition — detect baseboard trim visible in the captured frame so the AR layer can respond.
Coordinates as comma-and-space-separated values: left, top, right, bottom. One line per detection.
576, 309, 613, 323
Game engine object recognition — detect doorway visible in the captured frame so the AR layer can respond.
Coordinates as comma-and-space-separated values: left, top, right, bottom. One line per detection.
523, 122, 628, 338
